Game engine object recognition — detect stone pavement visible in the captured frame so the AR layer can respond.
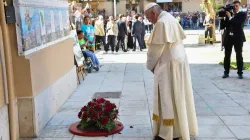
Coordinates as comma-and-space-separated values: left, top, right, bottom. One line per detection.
20, 45, 250, 140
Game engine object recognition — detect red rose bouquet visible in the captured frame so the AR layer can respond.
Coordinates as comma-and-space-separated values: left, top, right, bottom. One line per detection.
77, 98, 119, 131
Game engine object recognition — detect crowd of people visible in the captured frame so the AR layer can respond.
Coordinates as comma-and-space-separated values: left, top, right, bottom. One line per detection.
72, 7, 154, 53
173, 12, 220, 29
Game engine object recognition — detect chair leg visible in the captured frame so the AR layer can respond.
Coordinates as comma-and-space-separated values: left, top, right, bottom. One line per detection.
77, 68, 80, 84
80, 66, 85, 80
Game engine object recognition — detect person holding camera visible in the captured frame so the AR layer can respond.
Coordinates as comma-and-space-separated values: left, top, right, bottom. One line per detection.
221, 1, 247, 79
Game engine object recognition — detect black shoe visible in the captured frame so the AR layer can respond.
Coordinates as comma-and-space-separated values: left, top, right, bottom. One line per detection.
154, 136, 164, 140
123, 49, 127, 52
132, 49, 135, 51
221, 46, 224, 51
140, 49, 143, 51
222, 74, 229, 78
238, 74, 243, 79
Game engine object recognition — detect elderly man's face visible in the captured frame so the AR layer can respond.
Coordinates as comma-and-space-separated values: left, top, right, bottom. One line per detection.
145, 10, 157, 24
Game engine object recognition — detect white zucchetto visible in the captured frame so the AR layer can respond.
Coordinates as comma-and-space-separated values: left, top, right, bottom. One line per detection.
144, 3, 158, 12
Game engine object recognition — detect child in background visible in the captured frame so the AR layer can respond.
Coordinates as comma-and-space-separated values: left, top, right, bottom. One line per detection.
77, 31, 100, 69
81, 16, 95, 52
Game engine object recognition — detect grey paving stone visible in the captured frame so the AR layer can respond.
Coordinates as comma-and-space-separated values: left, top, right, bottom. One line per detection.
194, 94, 203, 101
228, 126, 250, 139
97, 64, 112, 72
192, 83, 217, 89
221, 116, 250, 126
110, 64, 126, 72
52, 126, 74, 138
197, 116, 225, 125
113, 124, 152, 138
195, 88, 224, 94
119, 107, 150, 116
98, 83, 123, 93
37, 126, 59, 138
199, 93, 230, 101
195, 100, 209, 108
212, 107, 249, 116
60, 101, 87, 110
119, 116, 151, 125
119, 100, 148, 108
196, 108, 216, 116
122, 82, 145, 91
205, 100, 240, 108
72, 135, 113, 140
194, 138, 237, 140
233, 99, 250, 110
226, 92, 250, 100
124, 75, 144, 82
197, 125, 235, 138
113, 138, 152, 140
120, 93, 147, 101
125, 71, 143, 75
19, 138, 72, 140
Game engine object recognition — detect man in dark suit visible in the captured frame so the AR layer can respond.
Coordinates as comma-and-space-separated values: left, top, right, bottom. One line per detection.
132, 15, 143, 51
139, 16, 146, 49
221, 1, 246, 79
116, 15, 128, 52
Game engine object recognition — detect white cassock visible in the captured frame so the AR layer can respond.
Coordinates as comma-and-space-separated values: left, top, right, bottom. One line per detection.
146, 11, 199, 140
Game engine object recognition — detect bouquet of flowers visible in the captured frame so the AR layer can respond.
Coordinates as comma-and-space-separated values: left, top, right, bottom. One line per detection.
77, 98, 119, 131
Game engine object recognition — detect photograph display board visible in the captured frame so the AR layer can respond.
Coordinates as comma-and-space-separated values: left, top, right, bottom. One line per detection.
14, 0, 71, 55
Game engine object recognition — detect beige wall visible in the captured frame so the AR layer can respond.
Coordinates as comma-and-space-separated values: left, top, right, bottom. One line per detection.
96, 1, 127, 16
182, 0, 203, 12
117, 0, 127, 15
98, 1, 114, 16
8, 24, 33, 98
8, 23, 74, 98
26, 39, 74, 96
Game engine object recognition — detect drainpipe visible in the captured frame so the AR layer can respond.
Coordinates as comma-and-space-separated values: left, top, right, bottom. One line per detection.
0, 27, 8, 104
114, 0, 116, 19
0, 0, 17, 140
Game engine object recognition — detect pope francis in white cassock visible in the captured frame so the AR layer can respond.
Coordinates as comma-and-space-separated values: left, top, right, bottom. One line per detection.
144, 3, 198, 140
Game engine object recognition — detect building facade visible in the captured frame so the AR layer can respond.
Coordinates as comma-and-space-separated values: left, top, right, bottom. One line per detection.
87, 0, 248, 17
87, 0, 203, 16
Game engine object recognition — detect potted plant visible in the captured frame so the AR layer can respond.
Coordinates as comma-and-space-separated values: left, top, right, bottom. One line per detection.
77, 98, 119, 131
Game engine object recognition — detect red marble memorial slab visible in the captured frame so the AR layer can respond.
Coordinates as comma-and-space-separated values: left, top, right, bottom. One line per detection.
69, 120, 124, 137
